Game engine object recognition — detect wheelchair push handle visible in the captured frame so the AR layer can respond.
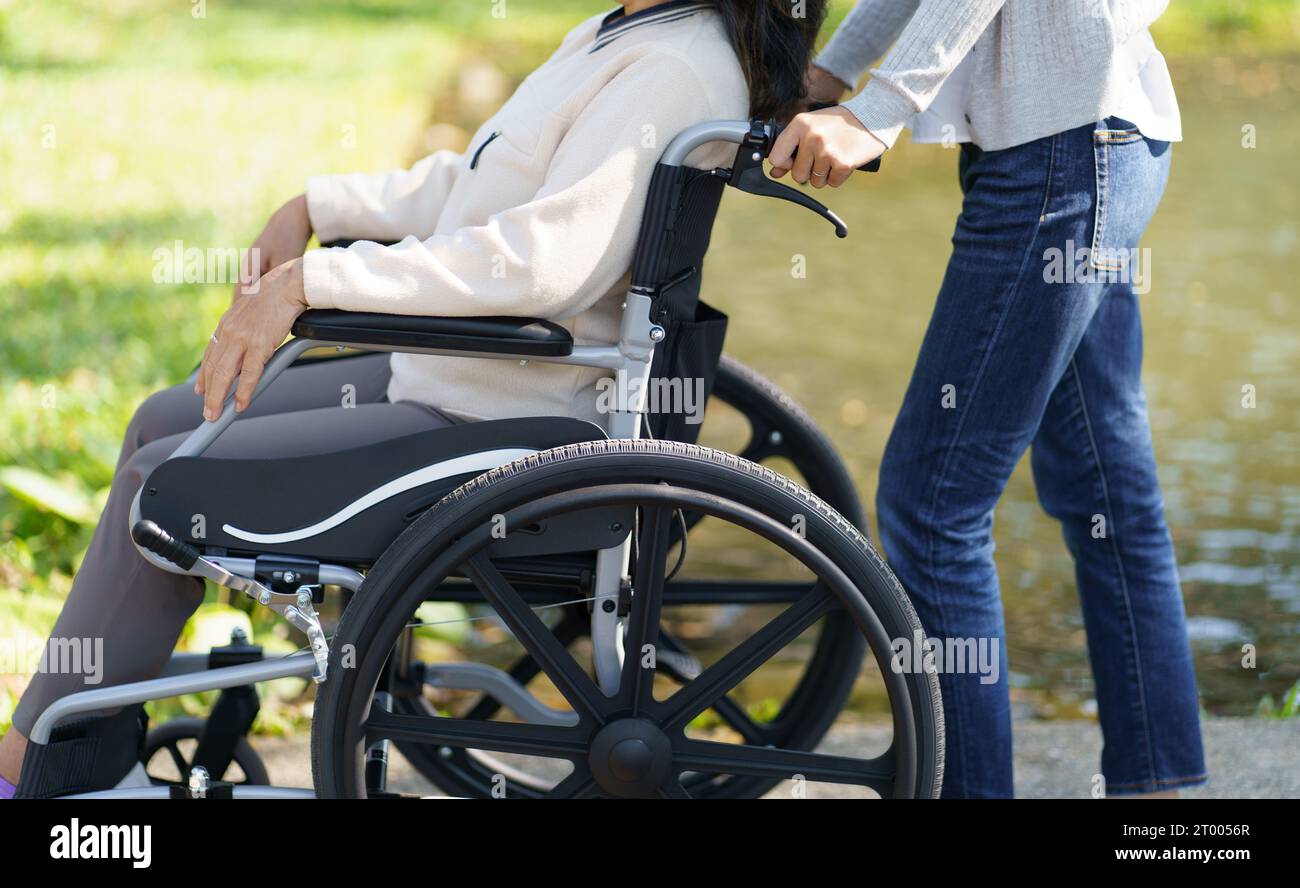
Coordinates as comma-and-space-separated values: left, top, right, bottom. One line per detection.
132, 519, 200, 571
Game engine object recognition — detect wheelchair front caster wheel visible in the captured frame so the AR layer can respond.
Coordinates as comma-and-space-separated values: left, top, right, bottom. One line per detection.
312, 439, 944, 798
142, 717, 270, 786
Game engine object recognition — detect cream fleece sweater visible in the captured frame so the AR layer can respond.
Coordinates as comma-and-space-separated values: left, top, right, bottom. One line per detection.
302, 7, 748, 426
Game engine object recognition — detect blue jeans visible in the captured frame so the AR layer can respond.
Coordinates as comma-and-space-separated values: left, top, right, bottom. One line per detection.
877, 118, 1206, 797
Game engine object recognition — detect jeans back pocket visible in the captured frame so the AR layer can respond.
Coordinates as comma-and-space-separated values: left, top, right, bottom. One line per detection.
1090, 118, 1146, 272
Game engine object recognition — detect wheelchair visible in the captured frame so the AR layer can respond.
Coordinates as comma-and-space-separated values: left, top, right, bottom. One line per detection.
18, 118, 944, 799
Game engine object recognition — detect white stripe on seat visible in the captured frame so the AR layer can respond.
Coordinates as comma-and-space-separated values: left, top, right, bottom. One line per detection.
221, 447, 535, 545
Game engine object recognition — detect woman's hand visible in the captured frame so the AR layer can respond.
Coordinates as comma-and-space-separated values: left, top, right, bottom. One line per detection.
769, 106, 887, 189
234, 194, 312, 306
806, 64, 850, 106
197, 258, 309, 421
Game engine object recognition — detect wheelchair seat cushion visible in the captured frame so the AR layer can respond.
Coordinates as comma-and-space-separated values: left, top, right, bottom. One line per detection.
139, 416, 605, 563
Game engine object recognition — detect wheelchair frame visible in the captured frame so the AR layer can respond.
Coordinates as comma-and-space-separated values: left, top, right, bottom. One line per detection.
24, 119, 900, 799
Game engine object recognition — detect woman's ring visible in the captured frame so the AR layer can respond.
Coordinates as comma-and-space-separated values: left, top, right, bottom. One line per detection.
811, 170, 829, 180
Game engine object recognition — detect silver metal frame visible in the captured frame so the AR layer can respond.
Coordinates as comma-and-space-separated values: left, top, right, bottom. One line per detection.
62, 787, 318, 799
31, 120, 757, 798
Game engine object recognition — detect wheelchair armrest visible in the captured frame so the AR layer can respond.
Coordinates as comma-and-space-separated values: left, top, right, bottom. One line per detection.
291, 309, 574, 357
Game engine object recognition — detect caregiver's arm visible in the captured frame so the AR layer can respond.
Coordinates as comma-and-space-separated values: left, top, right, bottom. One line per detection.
300, 51, 715, 320
839, 0, 1006, 148
809, 0, 919, 102
771, 0, 1006, 186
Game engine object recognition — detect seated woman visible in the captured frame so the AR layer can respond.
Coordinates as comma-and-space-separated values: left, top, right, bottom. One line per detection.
0, 0, 827, 795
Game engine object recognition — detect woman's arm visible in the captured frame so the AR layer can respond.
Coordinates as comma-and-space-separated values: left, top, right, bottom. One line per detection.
812, 0, 920, 95
301, 52, 716, 320
770, 0, 1005, 186
227, 145, 466, 308
229, 194, 312, 306
305, 149, 465, 245
839, 0, 1006, 149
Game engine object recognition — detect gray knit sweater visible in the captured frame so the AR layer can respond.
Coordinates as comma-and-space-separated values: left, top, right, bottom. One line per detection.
816, 1, 1172, 151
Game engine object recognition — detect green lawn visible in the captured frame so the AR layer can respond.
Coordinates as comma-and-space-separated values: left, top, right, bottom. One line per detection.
1, 0, 1296, 730
0, 0, 608, 727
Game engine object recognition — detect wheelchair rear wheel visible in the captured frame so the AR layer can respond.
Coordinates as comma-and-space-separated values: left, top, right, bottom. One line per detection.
312, 440, 943, 798
389, 357, 869, 798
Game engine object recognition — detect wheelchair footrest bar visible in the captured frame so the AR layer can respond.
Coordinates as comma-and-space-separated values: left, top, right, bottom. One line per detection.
30, 654, 317, 745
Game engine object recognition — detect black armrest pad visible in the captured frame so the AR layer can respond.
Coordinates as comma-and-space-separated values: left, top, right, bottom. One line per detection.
292, 309, 574, 357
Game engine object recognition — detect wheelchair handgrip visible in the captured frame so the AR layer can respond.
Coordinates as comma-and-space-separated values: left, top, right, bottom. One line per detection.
132, 520, 200, 570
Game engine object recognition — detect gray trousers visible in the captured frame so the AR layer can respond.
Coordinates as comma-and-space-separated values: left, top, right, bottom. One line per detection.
12, 352, 457, 736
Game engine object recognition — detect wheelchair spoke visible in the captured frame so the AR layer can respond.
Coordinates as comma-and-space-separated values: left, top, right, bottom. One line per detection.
365, 709, 588, 760
674, 738, 895, 793
707, 694, 771, 746
464, 552, 608, 724
662, 584, 835, 733
620, 505, 671, 712
165, 742, 189, 779
547, 766, 600, 798
655, 631, 770, 745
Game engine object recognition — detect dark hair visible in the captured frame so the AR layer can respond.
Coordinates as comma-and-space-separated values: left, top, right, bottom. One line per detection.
714, 0, 829, 120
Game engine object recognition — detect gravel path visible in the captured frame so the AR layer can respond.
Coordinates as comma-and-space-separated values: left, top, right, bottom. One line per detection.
253, 717, 1298, 798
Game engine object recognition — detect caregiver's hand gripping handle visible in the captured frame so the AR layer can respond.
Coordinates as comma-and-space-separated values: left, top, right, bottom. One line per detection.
773, 103, 883, 173
768, 104, 886, 188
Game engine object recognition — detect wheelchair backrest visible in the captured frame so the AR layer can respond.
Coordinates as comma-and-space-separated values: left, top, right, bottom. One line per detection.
629, 118, 854, 443
630, 161, 729, 443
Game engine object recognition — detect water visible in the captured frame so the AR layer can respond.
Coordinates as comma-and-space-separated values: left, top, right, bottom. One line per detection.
685, 59, 1300, 719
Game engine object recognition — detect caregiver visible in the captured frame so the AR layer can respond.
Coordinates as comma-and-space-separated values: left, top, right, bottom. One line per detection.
770, 0, 1204, 798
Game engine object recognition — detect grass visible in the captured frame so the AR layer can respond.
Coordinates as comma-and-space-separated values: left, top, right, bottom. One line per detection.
0, 0, 604, 728
1, 0, 1297, 731
1153, 0, 1300, 55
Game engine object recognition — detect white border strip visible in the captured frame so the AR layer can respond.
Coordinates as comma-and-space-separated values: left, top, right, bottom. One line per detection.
221, 448, 535, 545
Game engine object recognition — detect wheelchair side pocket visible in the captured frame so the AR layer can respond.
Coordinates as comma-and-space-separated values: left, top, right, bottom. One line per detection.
647, 300, 727, 444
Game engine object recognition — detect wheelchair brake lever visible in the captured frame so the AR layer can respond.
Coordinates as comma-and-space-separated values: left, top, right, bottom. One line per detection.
725, 121, 849, 238
132, 520, 331, 683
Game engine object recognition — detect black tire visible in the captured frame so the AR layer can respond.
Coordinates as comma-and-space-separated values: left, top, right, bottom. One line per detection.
141, 717, 270, 786
313, 440, 943, 798
392, 356, 867, 798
